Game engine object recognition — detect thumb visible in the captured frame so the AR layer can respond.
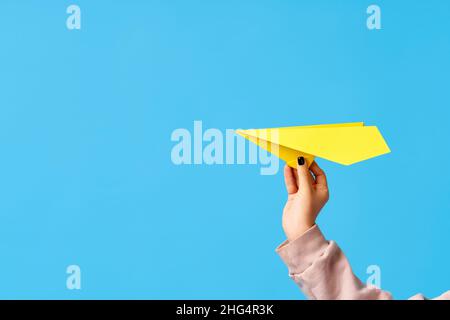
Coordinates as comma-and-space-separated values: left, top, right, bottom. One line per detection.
296, 156, 313, 193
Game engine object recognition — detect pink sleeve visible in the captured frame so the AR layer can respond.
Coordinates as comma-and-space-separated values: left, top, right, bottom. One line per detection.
276, 225, 393, 300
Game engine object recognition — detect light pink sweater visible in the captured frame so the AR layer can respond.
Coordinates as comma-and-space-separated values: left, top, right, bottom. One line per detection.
276, 225, 450, 300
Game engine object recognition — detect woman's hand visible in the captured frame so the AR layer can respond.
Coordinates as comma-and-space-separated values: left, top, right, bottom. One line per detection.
282, 157, 329, 241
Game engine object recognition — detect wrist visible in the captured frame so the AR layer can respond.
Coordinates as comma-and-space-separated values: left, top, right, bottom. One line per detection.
287, 222, 315, 241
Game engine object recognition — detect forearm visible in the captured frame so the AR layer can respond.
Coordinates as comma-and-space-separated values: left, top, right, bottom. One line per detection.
276, 225, 393, 300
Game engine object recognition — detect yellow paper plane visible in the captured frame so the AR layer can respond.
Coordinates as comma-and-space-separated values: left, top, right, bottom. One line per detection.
235, 122, 390, 168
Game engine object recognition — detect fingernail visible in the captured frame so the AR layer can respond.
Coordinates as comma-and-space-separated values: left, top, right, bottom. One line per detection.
297, 156, 305, 166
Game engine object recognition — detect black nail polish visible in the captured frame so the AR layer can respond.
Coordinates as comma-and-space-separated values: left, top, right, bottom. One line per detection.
298, 156, 305, 166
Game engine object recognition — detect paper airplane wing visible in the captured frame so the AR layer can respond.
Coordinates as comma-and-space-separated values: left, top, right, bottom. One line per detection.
236, 122, 390, 167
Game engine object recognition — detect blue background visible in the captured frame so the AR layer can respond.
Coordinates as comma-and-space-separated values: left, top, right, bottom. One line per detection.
0, 0, 449, 299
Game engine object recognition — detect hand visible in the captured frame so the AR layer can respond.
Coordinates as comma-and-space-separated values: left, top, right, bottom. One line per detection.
282, 157, 329, 241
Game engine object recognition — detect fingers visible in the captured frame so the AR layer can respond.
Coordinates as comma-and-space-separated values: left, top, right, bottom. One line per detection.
296, 156, 313, 193
284, 165, 298, 195
310, 161, 328, 187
